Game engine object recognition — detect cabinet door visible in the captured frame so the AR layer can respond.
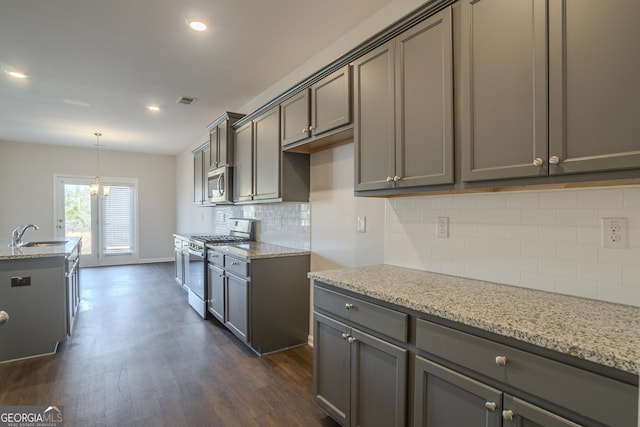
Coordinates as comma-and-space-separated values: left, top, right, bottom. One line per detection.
354, 40, 396, 191
461, 0, 548, 181
413, 356, 501, 427
233, 121, 254, 202
312, 65, 351, 137
218, 121, 231, 166
174, 247, 183, 285
209, 127, 219, 168
253, 107, 281, 200
548, 0, 640, 175
351, 328, 407, 427
207, 264, 224, 323
395, 7, 454, 188
281, 89, 310, 146
313, 313, 351, 427
502, 394, 581, 427
193, 150, 204, 204
225, 273, 249, 343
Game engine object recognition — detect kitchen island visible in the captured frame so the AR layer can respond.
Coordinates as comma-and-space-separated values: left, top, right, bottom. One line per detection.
0, 237, 81, 362
309, 264, 639, 427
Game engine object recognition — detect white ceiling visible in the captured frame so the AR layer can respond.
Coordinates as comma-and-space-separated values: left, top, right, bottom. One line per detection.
0, 0, 394, 155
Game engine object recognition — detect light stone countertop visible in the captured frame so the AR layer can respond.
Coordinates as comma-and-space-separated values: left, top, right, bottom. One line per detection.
206, 241, 310, 260
308, 264, 640, 376
0, 237, 81, 260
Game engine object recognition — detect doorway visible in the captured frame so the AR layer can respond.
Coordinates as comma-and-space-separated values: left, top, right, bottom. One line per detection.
55, 176, 138, 266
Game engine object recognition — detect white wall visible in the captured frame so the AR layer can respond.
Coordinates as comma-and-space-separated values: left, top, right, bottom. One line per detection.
0, 139, 176, 262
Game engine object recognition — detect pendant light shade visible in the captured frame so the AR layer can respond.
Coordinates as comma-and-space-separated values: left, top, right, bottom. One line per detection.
90, 132, 110, 197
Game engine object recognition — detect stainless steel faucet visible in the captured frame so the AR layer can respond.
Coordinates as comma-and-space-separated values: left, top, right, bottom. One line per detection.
10, 224, 39, 247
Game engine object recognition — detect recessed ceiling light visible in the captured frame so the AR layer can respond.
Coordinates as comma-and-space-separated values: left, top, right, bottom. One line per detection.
189, 21, 207, 31
146, 105, 161, 112
5, 70, 27, 79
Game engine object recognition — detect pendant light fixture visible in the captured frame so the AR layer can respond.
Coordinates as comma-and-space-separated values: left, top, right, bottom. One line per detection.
89, 132, 110, 197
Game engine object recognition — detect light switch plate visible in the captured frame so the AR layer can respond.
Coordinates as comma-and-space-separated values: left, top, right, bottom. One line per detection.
357, 216, 366, 233
437, 217, 449, 238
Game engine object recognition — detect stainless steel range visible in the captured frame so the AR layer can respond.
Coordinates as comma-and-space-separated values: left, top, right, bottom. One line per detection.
185, 219, 256, 318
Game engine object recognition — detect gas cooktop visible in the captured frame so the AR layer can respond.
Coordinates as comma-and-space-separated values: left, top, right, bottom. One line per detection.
190, 235, 251, 243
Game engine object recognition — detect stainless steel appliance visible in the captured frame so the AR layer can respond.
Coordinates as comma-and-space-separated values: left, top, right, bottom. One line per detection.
185, 219, 256, 318
207, 165, 232, 204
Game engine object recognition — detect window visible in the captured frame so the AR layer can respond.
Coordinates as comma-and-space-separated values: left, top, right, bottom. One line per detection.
101, 184, 135, 255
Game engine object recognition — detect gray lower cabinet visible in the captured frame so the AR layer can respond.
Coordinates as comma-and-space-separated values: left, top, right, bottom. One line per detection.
415, 319, 638, 427
313, 287, 408, 427
313, 282, 638, 427
414, 356, 581, 427
234, 107, 310, 203
354, 7, 454, 192
207, 248, 310, 355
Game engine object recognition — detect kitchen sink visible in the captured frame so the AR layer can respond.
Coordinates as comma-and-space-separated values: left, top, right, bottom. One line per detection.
19, 240, 68, 248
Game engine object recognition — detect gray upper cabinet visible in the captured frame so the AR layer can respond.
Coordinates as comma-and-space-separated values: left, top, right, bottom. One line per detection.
281, 65, 352, 151
253, 106, 281, 201
192, 142, 208, 204
234, 107, 310, 203
461, 0, 548, 182
207, 111, 244, 168
462, 0, 640, 183
355, 7, 454, 192
233, 121, 254, 203
548, 0, 640, 175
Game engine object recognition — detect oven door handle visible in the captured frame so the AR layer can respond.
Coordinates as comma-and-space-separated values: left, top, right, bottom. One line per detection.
188, 248, 204, 257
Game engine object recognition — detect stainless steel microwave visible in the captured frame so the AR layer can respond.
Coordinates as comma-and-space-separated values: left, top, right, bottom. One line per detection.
207, 165, 233, 204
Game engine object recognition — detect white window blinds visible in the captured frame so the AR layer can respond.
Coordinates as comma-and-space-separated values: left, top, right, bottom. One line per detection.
101, 184, 135, 255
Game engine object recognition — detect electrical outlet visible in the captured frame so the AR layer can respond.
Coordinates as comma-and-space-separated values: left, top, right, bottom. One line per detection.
602, 217, 628, 249
357, 216, 366, 233
437, 216, 449, 238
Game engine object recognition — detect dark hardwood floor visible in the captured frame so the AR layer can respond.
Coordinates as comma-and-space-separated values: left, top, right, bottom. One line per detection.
0, 263, 339, 427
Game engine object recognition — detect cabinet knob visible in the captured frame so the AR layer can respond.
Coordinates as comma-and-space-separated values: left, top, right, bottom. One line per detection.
549, 155, 560, 165
393, 175, 401, 182
386, 176, 393, 182
302, 128, 308, 133
231, 261, 239, 265
484, 402, 497, 412
0, 311, 8, 326
309, 125, 314, 131
345, 303, 354, 310
342, 333, 349, 339
347, 336, 357, 344
502, 410, 514, 421
533, 157, 543, 167
495, 355, 508, 367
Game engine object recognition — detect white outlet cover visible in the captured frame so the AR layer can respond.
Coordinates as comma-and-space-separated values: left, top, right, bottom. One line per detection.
602, 217, 628, 249
437, 216, 449, 238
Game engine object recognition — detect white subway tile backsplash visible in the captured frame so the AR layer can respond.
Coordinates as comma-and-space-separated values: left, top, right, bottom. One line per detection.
539, 190, 578, 209
384, 185, 640, 307
522, 208, 559, 226
577, 188, 624, 208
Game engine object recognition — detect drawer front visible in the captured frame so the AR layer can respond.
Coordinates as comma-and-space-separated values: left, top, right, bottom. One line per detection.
314, 286, 408, 342
225, 255, 249, 277
415, 319, 638, 427
207, 250, 224, 267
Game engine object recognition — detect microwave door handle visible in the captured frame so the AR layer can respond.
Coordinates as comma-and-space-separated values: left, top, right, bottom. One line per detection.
218, 174, 224, 196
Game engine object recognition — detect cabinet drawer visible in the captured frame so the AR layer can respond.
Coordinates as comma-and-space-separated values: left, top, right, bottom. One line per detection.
207, 250, 224, 267
225, 255, 249, 277
314, 286, 408, 342
415, 319, 638, 427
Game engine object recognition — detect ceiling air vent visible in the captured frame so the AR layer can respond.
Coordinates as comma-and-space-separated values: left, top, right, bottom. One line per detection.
177, 96, 197, 105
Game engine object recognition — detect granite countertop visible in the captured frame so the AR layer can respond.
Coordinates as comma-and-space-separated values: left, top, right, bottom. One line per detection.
308, 264, 640, 376
0, 237, 82, 260
207, 242, 310, 260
